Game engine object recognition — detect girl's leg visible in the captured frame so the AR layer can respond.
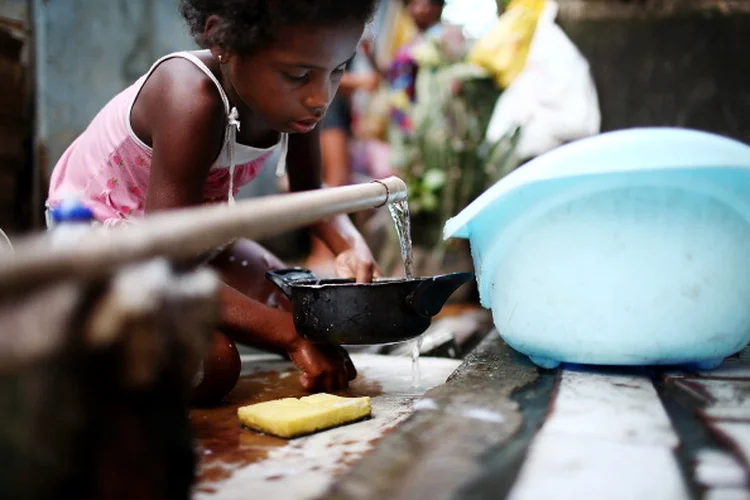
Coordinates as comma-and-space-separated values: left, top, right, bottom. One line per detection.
191, 329, 241, 406
210, 238, 292, 313
191, 239, 291, 405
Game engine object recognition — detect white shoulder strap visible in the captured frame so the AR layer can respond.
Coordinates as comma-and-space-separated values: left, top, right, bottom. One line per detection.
227, 108, 241, 205
128, 51, 232, 119
168, 52, 240, 205
276, 133, 289, 178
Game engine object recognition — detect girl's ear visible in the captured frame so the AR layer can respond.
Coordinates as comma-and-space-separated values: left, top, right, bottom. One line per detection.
212, 49, 230, 64
204, 15, 231, 63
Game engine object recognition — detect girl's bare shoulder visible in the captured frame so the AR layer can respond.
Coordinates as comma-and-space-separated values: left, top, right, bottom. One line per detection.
131, 53, 226, 148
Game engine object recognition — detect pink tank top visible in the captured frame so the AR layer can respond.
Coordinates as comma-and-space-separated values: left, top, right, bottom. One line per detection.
46, 51, 289, 227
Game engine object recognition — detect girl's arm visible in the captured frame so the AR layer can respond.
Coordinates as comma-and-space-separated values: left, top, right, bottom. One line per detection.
287, 129, 379, 282
139, 61, 224, 212
134, 60, 353, 390
139, 62, 299, 349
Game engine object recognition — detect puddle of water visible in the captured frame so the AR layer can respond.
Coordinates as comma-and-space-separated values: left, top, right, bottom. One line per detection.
190, 369, 384, 485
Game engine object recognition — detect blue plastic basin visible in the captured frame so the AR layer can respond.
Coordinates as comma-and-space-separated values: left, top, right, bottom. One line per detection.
444, 128, 750, 369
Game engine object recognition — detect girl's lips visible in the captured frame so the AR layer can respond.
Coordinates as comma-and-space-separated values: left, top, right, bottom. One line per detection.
290, 119, 319, 134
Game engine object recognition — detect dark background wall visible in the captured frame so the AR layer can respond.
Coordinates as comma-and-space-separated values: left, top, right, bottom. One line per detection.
558, 1, 750, 143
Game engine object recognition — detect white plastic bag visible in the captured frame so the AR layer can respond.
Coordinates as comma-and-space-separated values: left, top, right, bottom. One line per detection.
485, 0, 600, 160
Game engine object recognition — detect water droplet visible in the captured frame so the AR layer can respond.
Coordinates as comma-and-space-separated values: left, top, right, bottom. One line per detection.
411, 336, 423, 388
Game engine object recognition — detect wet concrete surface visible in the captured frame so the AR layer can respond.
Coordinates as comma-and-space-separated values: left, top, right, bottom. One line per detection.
191, 353, 461, 500
321, 335, 750, 500
457, 369, 558, 500
323, 332, 540, 500
191, 365, 386, 489
191, 369, 384, 488
188, 327, 750, 500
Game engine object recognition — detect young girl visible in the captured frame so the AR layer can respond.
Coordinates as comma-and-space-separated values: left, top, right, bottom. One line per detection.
46, 0, 382, 401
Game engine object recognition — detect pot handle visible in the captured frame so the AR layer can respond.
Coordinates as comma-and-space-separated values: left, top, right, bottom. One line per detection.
407, 272, 474, 318
265, 267, 317, 299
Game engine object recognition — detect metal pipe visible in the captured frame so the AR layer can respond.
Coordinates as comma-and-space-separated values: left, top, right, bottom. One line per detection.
0, 177, 408, 294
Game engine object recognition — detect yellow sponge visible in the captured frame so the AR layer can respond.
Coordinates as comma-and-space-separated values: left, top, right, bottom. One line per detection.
237, 393, 372, 438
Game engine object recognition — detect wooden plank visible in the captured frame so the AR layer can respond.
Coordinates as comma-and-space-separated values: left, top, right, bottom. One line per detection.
0, 201, 15, 228
0, 28, 23, 60
0, 170, 16, 192
0, 123, 24, 163
0, 97, 26, 121
538, 369, 679, 447
0, 56, 24, 82
507, 434, 690, 500
1, 262, 219, 499
0, 55, 25, 120
0, 17, 26, 33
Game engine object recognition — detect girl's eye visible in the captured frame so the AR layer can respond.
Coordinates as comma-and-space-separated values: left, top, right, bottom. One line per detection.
283, 71, 309, 83
331, 66, 346, 80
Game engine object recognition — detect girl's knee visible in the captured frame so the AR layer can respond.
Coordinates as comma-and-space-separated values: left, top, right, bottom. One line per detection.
191, 330, 241, 406
210, 239, 292, 310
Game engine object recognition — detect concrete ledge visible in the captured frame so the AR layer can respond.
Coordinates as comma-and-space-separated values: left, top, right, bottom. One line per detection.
323, 333, 540, 500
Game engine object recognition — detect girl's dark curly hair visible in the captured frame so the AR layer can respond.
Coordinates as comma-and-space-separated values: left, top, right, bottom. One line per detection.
180, 0, 381, 55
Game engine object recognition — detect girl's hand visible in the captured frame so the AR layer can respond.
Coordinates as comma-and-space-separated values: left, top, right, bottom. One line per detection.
287, 339, 357, 391
335, 243, 381, 283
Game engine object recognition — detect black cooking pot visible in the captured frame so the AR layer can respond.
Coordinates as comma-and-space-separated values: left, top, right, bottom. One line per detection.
266, 268, 474, 345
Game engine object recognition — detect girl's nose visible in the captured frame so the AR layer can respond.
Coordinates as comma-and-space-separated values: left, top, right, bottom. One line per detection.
304, 81, 332, 115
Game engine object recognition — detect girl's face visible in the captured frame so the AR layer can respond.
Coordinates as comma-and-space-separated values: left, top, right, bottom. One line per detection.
221, 22, 364, 135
